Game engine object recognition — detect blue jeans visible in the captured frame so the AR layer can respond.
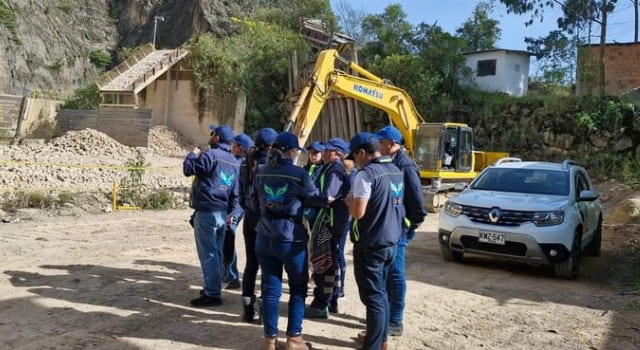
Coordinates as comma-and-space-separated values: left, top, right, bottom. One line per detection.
193, 211, 226, 298
353, 244, 396, 350
256, 234, 309, 338
388, 232, 411, 325
336, 218, 351, 295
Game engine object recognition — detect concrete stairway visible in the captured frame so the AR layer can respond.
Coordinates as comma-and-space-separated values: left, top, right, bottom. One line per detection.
96, 44, 188, 95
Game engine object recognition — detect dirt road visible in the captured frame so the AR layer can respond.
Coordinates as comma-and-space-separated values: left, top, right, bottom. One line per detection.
1, 209, 638, 350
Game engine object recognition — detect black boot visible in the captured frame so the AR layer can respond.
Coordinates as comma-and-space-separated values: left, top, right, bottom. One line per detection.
242, 295, 261, 323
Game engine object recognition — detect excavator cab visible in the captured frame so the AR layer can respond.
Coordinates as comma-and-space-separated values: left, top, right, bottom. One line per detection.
413, 122, 475, 178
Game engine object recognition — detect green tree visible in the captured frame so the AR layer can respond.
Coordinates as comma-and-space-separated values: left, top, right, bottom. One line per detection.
250, 0, 336, 31
332, 0, 366, 45
455, 1, 502, 51
526, 30, 575, 85
500, 0, 618, 95
360, 4, 413, 59
189, 21, 308, 132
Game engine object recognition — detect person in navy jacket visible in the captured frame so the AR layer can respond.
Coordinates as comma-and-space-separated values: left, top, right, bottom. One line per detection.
221, 133, 254, 290
304, 138, 350, 319
183, 125, 240, 307
253, 132, 325, 350
345, 132, 405, 350
239, 127, 278, 323
376, 125, 427, 337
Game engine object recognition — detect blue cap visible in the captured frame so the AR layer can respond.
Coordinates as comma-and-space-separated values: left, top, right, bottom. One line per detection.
346, 132, 380, 160
208, 124, 217, 132
273, 131, 304, 152
233, 133, 254, 150
255, 127, 278, 147
306, 141, 325, 152
215, 125, 234, 144
375, 126, 403, 144
323, 137, 348, 154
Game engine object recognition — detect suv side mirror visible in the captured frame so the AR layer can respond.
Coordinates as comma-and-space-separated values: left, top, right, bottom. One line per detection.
578, 190, 598, 202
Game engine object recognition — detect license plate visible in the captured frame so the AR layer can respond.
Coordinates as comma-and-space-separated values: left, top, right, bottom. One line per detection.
478, 231, 506, 245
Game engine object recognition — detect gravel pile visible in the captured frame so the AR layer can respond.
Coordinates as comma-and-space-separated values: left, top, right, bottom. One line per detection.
0, 127, 190, 193
48, 129, 134, 157
148, 126, 191, 157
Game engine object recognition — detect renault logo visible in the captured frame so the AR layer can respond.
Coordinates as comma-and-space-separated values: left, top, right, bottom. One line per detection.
488, 207, 502, 223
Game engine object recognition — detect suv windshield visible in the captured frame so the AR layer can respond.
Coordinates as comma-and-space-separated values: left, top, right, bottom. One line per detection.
471, 168, 569, 195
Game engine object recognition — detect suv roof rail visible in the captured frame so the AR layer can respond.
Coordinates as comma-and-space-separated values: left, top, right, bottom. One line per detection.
495, 157, 522, 165
562, 159, 580, 169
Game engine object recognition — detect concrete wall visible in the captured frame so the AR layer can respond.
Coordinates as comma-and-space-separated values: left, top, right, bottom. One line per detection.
464, 51, 530, 97
502, 53, 530, 96
577, 43, 640, 96
142, 62, 245, 146
57, 109, 152, 147
0, 94, 24, 141
20, 98, 64, 139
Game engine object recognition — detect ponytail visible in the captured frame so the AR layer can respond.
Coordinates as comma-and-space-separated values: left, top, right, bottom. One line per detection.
268, 147, 284, 168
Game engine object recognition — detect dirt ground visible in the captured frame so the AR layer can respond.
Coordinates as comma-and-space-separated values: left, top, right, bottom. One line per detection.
1, 204, 639, 350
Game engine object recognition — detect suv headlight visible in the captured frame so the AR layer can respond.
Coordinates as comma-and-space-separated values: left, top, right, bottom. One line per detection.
444, 201, 463, 217
532, 211, 564, 226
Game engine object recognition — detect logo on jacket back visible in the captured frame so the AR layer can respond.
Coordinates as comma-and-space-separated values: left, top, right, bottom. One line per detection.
390, 182, 404, 206
264, 184, 288, 209
219, 171, 235, 190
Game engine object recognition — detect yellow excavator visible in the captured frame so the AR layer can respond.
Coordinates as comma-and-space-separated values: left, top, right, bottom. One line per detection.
286, 49, 508, 212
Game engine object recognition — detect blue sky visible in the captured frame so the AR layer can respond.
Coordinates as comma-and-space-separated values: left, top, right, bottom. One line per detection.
329, 0, 637, 49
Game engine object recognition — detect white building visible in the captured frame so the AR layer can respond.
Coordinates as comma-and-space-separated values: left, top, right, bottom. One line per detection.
463, 49, 533, 97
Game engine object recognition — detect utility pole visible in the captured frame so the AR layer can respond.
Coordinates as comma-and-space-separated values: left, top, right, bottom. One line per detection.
599, 0, 607, 97
634, 0, 639, 42
153, 16, 165, 49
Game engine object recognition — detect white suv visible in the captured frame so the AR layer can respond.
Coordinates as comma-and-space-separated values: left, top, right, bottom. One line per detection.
438, 158, 602, 279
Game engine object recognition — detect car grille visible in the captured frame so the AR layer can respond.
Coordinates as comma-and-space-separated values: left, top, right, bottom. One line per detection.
460, 236, 528, 257
461, 205, 535, 226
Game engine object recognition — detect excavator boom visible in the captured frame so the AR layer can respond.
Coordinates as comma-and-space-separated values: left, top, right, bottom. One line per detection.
286, 49, 424, 151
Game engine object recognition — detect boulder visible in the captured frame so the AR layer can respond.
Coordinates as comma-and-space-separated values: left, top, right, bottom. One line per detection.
609, 198, 640, 224
613, 137, 634, 152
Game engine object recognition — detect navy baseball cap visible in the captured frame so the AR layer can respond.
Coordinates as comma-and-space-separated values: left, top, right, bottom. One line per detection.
273, 132, 304, 152
233, 133, 254, 150
215, 125, 235, 144
323, 138, 348, 154
208, 124, 217, 132
255, 127, 278, 147
375, 125, 403, 144
306, 141, 325, 152
346, 132, 380, 160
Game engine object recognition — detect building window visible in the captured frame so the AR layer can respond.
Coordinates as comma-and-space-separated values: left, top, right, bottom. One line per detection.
514, 64, 520, 72
477, 59, 496, 77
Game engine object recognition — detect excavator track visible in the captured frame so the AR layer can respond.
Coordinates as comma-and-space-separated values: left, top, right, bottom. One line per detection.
425, 190, 449, 213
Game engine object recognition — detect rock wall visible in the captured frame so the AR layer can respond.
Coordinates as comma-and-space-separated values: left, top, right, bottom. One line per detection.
457, 96, 640, 172
0, 0, 250, 96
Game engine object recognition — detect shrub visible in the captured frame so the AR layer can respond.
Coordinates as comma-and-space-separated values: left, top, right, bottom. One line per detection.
89, 50, 112, 68
140, 190, 175, 210
63, 84, 100, 110
0, 0, 16, 31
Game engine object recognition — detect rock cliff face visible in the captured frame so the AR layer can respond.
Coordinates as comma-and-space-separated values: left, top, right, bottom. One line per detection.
0, 0, 246, 96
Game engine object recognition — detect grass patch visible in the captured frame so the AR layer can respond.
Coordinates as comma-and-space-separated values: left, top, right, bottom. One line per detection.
2, 190, 57, 211
0, 0, 16, 31
57, 1, 73, 15
139, 190, 176, 210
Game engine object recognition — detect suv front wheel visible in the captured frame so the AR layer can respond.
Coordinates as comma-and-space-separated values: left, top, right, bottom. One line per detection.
553, 231, 582, 280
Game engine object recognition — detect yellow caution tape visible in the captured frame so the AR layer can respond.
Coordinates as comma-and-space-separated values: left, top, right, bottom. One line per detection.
0, 160, 179, 172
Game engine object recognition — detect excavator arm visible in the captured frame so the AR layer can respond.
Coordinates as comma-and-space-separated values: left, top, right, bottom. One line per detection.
286, 49, 424, 152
